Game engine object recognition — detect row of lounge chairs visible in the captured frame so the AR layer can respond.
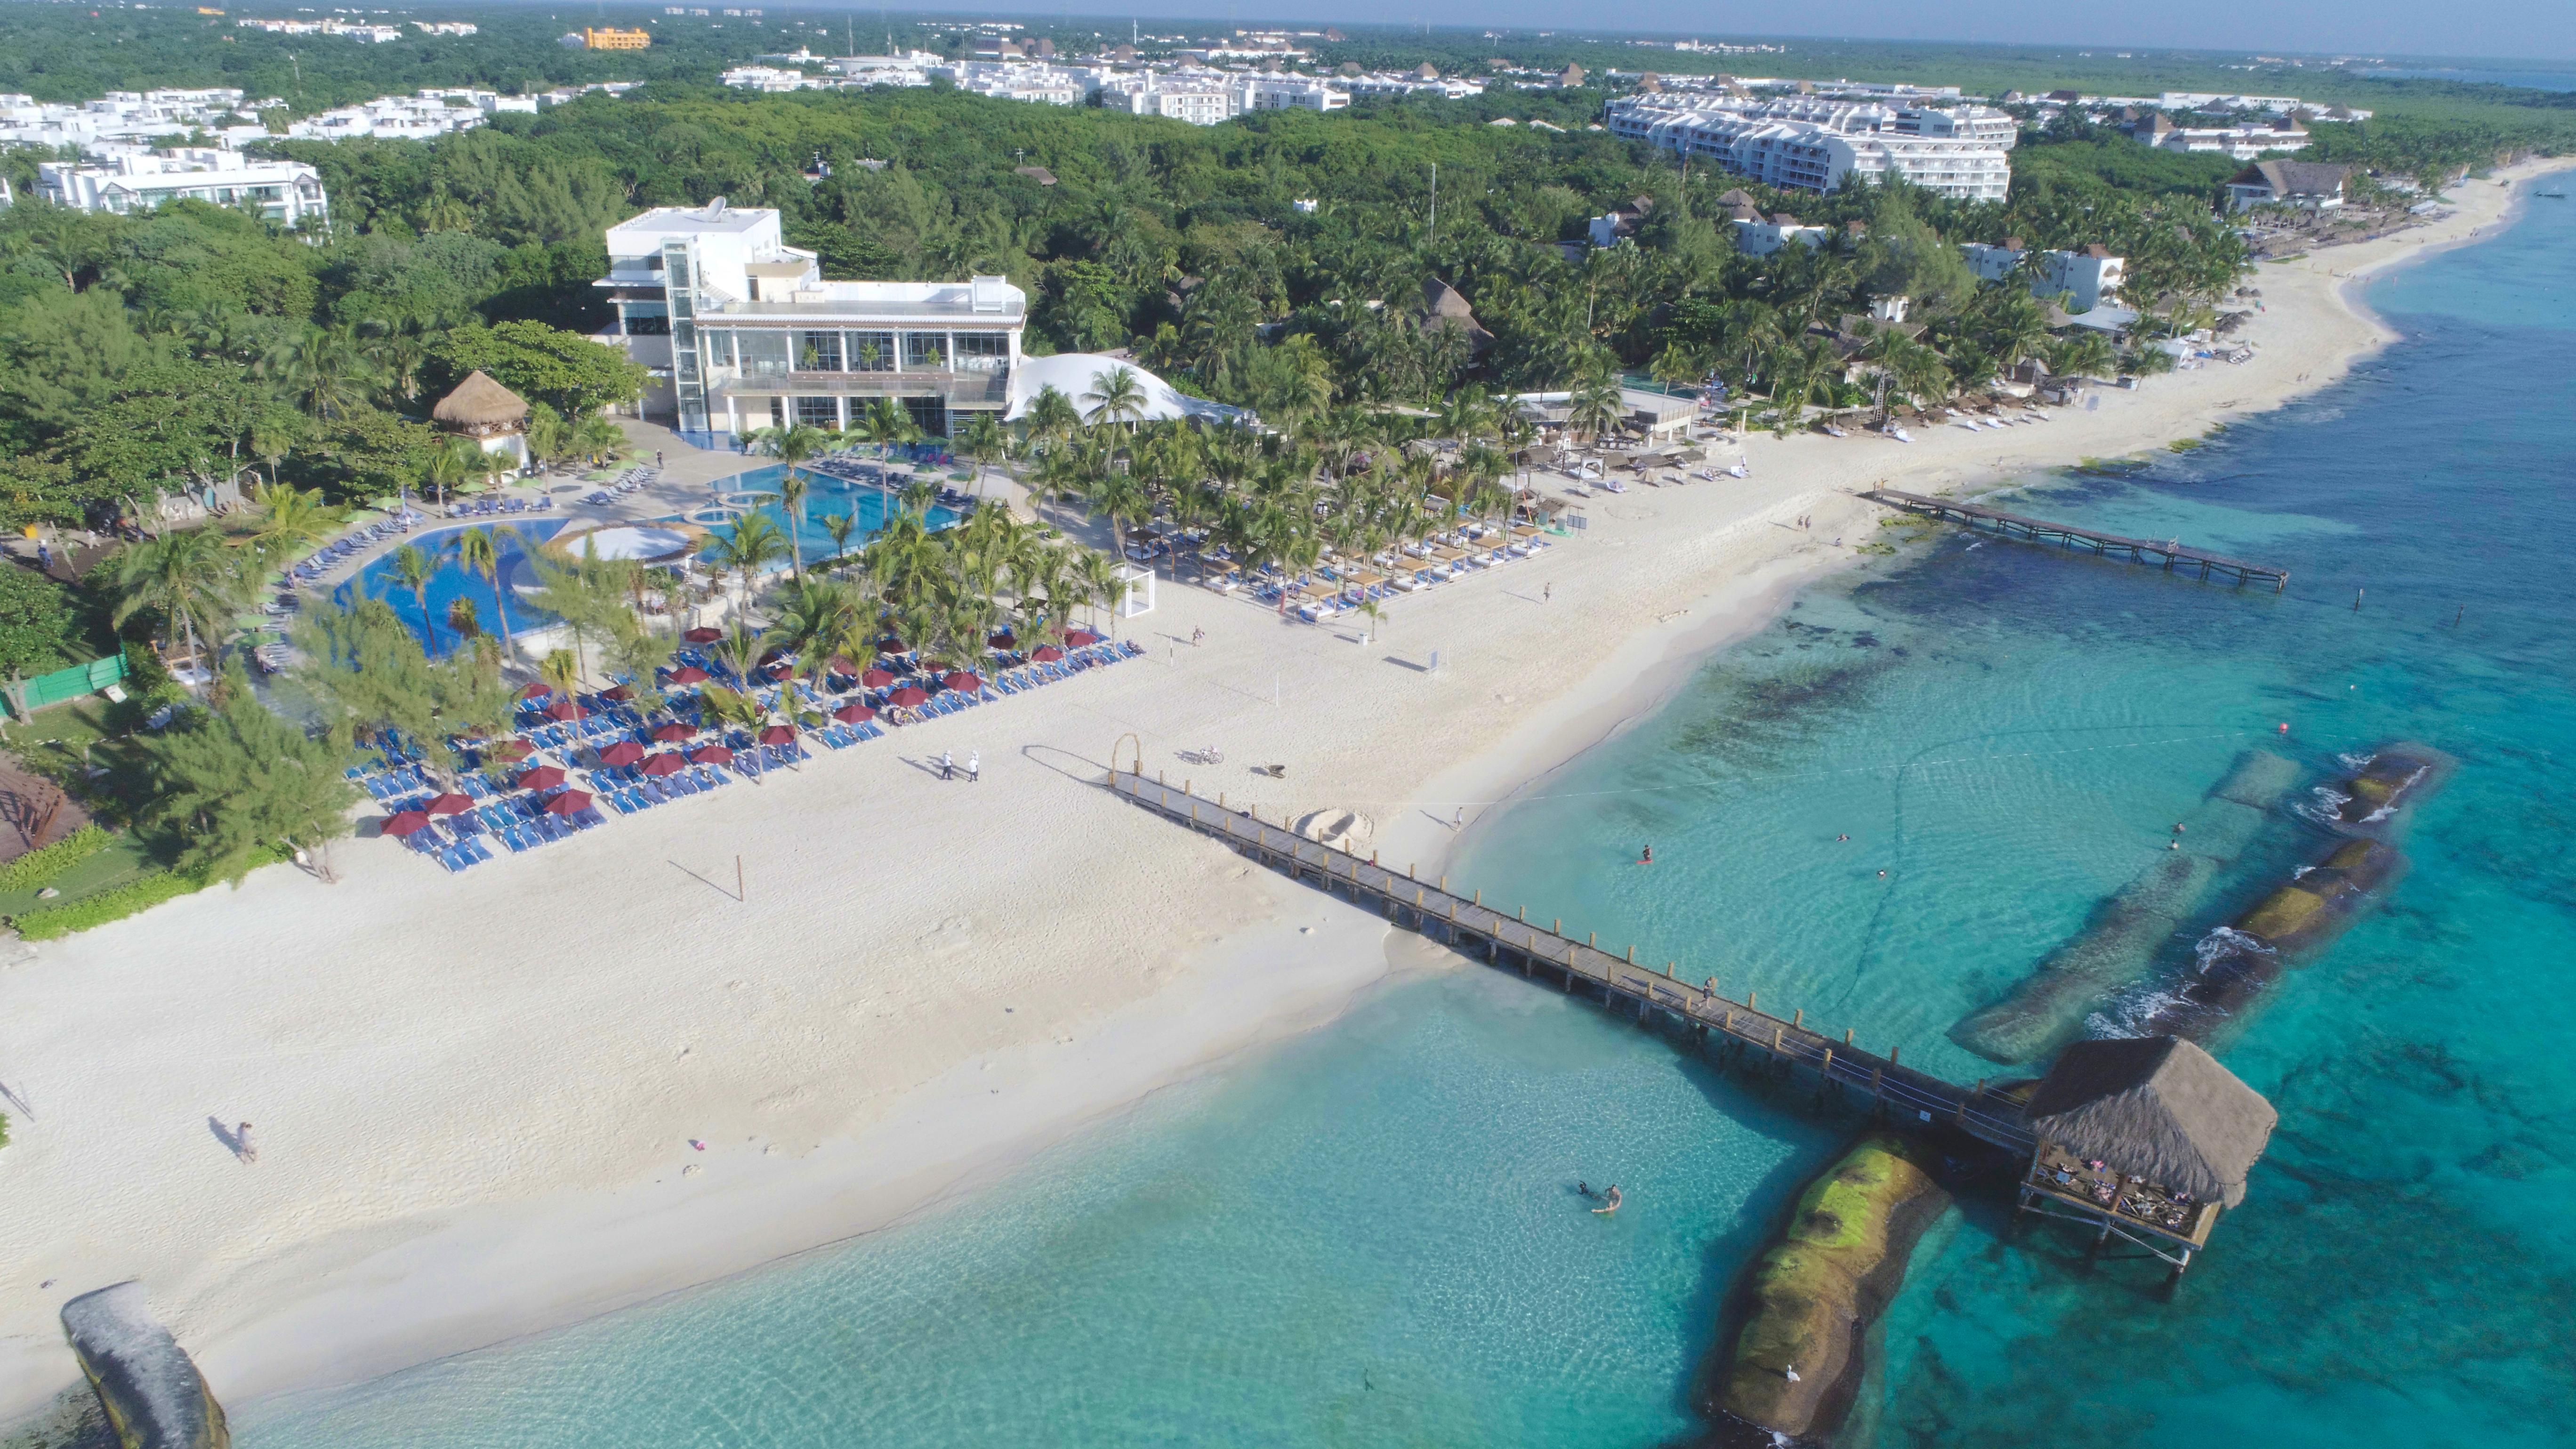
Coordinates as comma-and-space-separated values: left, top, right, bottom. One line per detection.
443, 494, 555, 518
580, 467, 663, 507
292, 514, 424, 582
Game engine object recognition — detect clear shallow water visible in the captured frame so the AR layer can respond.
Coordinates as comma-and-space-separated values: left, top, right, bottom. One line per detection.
249, 199, 2576, 1444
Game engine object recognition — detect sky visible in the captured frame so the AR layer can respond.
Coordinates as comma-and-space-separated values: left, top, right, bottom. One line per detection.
869, 0, 2576, 64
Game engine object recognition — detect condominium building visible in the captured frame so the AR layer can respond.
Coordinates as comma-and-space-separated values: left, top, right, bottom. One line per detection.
35, 147, 327, 225
2127, 113, 2311, 161
1959, 239, 2126, 314
1604, 96, 2013, 201
0, 88, 280, 152
576, 27, 652, 50
596, 201, 1025, 442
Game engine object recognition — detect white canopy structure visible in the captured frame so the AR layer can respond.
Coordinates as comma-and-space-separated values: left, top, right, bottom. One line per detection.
1006, 353, 1252, 427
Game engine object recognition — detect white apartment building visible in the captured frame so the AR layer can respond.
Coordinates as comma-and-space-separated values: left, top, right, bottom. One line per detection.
1605, 96, 2013, 201
0, 88, 281, 152
596, 201, 1026, 442
1345, 73, 1486, 100
36, 148, 327, 225
1241, 77, 1345, 112
234, 17, 405, 40
721, 65, 816, 93
2129, 113, 2311, 161
1959, 240, 2126, 314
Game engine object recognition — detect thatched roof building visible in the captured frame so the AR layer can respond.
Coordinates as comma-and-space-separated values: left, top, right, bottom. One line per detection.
1419, 277, 1497, 358
432, 370, 530, 438
2024, 1036, 2276, 1208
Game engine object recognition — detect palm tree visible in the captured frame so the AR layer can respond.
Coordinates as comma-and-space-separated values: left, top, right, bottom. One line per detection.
451, 525, 520, 659
955, 411, 1008, 498
239, 482, 339, 572
1354, 599, 1386, 644
821, 512, 859, 568
747, 422, 832, 581
112, 527, 247, 671
1082, 365, 1150, 434
421, 436, 478, 508
704, 512, 792, 620
572, 414, 625, 468
386, 543, 439, 649
539, 646, 582, 700
1566, 370, 1626, 446
1022, 384, 1081, 451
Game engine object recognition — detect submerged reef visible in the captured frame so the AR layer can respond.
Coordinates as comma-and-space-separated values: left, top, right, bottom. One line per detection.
1951, 751, 2300, 1064
1697, 1134, 1951, 1448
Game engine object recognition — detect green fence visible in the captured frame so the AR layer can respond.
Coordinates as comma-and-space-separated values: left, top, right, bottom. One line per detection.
7, 655, 129, 718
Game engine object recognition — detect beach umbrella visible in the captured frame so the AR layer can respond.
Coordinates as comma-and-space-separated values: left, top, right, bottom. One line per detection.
667, 665, 710, 685
987, 630, 1016, 649
424, 792, 475, 816
763, 662, 793, 681
651, 722, 695, 743
485, 740, 533, 762
690, 744, 734, 765
889, 685, 929, 707
517, 681, 551, 699
684, 626, 722, 643
832, 702, 876, 724
942, 671, 982, 694
641, 751, 689, 776
544, 698, 585, 721
878, 636, 909, 653
1031, 645, 1063, 662
601, 684, 635, 702
543, 789, 593, 817
757, 724, 796, 746
860, 667, 894, 688
1065, 629, 1101, 646
920, 659, 950, 674
517, 765, 567, 791
382, 810, 432, 837
597, 739, 646, 767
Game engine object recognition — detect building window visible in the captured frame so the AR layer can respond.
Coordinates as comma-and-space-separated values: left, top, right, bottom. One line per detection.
901, 332, 949, 370
795, 396, 839, 428
734, 329, 791, 377
901, 396, 948, 438
951, 331, 1008, 373
846, 331, 895, 371
799, 330, 843, 371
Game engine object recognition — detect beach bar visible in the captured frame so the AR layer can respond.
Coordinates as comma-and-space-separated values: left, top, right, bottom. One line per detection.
2012, 1035, 2278, 1277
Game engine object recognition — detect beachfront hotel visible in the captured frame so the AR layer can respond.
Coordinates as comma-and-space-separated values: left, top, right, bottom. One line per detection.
594, 200, 1025, 444
1603, 95, 2014, 201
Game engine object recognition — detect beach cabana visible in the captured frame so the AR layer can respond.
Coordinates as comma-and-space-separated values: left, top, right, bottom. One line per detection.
2014, 1035, 2277, 1276
431, 370, 531, 471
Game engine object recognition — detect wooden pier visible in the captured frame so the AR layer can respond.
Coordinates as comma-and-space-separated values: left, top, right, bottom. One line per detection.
1863, 489, 2289, 591
1109, 769, 2036, 1154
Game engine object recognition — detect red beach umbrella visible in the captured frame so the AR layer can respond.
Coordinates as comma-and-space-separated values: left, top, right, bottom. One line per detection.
860, 667, 894, 688
425, 792, 475, 816
942, 671, 982, 694
1065, 629, 1101, 646
1031, 645, 1063, 662
641, 751, 689, 776
920, 659, 950, 674
684, 626, 723, 643
517, 681, 551, 699
651, 722, 695, 743
757, 724, 796, 745
832, 702, 876, 724
987, 630, 1015, 649
889, 685, 929, 707
597, 739, 646, 767
383, 810, 432, 836
667, 665, 710, 685
517, 765, 567, 791
544, 698, 585, 721
543, 789, 593, 816
601, 684, 635, 702
690, 744, 734, 765
878, 636, 909, 654
485, 739, 533, 762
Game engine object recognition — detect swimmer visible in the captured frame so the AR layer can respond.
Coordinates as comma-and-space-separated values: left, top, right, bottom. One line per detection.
1835, 833, 1850, 842
1877, 869, 1888, 878
2173, 823, 2187, 835
1592, 1184, 1623, 1215
1578, 1180, 1593, 1198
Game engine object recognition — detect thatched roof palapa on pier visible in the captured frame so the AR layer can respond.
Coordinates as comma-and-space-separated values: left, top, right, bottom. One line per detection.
432, 370, 531, 436
2024, 1036, 2276, 1208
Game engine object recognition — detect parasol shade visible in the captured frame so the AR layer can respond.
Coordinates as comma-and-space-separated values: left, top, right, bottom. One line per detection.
690, 744, 734, 765
684, 626, 722, 643
1031, 645, 1063, 662
889, 685, 929, 707
641, 752, 689, 776
942, 671, 982, 693
832, 703, 875, 724
757, 724, 796, 745
517, 765, 567, 790
667, 665, 710, 684
651, 723, 695, 742
860, 668, 894, 688
543, 789, 593, 816
1065, 629, 1101, 646
544, 698, 585, 721
425, 793, 475, 816
383, 810, 432, 836
597, 740, 645, 766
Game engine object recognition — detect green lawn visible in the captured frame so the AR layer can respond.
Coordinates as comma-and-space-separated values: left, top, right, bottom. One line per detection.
0, 830, 157, 917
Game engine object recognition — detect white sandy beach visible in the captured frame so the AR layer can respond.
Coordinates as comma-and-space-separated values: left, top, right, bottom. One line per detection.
0, 158, 2563, 1425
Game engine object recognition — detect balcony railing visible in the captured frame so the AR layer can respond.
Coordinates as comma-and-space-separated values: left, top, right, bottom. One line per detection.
709, 368, 1009, 407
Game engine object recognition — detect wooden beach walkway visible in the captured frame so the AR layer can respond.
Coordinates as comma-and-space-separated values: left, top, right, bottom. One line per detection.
1108, 769, 2037, 1154
1862, 489, 2290, 591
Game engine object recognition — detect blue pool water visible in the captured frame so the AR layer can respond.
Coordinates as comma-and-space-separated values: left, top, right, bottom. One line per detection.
245, 195, 2576, 1443
339, 519, 567, 657
699, 462, 962, 564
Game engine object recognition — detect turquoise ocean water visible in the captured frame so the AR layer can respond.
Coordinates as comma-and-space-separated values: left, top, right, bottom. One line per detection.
240, 198, 2576, 1446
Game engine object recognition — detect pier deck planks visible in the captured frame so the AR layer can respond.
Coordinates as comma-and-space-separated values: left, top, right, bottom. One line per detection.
1862, 489, 2290, 590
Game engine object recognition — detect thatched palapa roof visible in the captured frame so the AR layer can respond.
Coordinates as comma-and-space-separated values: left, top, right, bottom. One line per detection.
2024, 1036, 2276, 1208
433, 370, 530, 431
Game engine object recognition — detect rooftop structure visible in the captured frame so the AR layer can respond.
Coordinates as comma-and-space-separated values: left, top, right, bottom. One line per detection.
1606, 95, 2012, 201
434, 370, 531, 468
2229, 160, 2352, 211
596, 201, 1026, 443
36, 147, 327, 225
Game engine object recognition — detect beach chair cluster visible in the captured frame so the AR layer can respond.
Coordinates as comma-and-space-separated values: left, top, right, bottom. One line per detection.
289, 512, 428, 584
443, 492, 555, 520
576, 466, 662, 509
1233, 523, 1554, 622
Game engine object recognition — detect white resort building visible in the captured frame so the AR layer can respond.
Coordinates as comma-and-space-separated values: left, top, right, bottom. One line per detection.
1604, 95, 2015, 201
35, 148, 328, 224
1959, 240, 2127, 315
595, 200, 1025, 443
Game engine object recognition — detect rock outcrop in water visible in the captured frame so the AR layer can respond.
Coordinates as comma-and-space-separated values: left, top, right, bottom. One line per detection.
58, 1283, 228, 1449
1697, 1134, 1950, 1448
1950, 751, 2299, 1064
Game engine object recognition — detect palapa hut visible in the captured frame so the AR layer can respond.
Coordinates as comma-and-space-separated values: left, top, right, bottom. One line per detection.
432, 369, 531, 471
2014, 1034, 2276, 1275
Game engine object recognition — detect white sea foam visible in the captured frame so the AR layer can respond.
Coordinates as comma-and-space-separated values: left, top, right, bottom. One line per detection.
2193, 926, 2272, 974
2337, 751, 2374, 770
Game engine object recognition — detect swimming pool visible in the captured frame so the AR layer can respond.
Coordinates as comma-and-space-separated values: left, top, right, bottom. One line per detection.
691, 463, 960, 565
339, 519, 568, 658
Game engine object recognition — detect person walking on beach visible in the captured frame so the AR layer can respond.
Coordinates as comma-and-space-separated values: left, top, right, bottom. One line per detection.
1453, 806, 1465, 830
940, 749, 954, 781
967, 750, 980, 784
1192, 626, 1205, 646
1543, 581, 1553, 604
235, 1122, 258, 1165
655, 449, 665, 469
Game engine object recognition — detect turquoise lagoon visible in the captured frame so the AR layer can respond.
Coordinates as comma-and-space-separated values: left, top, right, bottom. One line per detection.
244, 197, 2576, 1444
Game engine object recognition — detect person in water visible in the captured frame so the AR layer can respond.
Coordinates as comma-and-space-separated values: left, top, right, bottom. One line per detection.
1593, 1184, 1623, 1215
1578, 1180, 1593, 1198
1638, 845, 1654, 865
